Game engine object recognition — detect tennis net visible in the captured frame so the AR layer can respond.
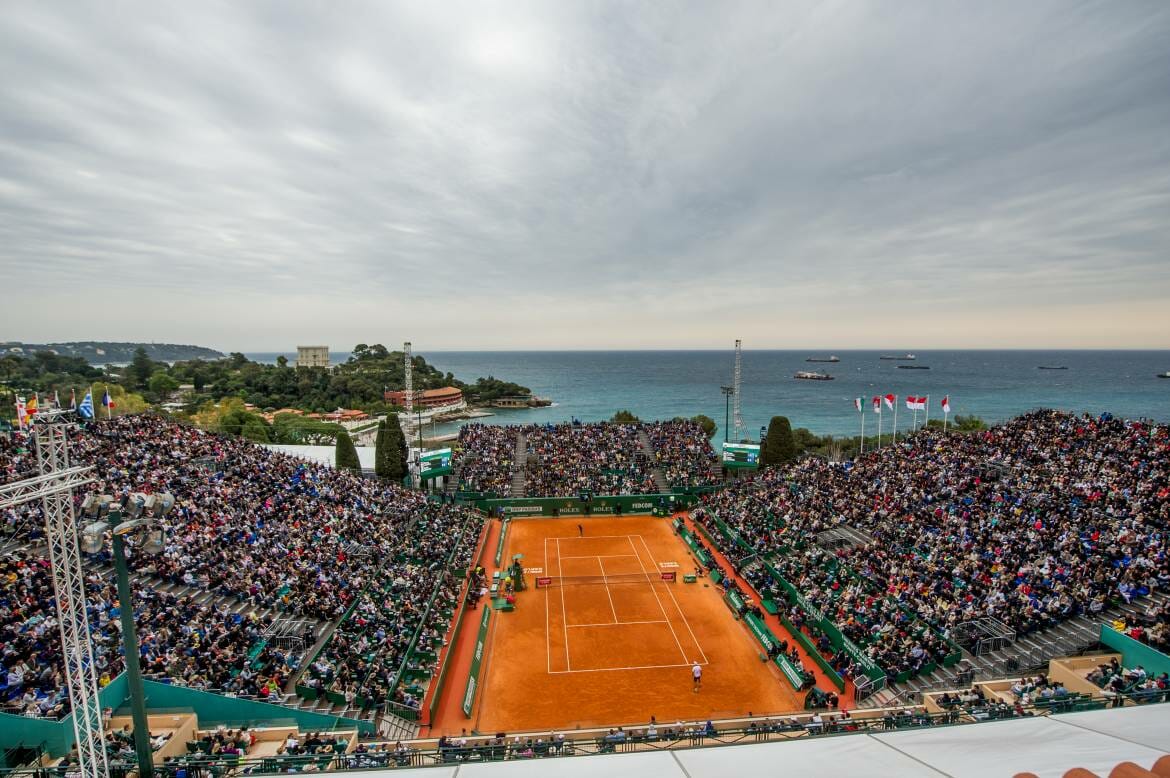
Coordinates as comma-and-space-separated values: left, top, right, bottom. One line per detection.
535, 571, 676, 588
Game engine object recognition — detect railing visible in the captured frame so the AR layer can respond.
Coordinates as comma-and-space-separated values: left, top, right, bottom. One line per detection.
10, 696, 1155, 778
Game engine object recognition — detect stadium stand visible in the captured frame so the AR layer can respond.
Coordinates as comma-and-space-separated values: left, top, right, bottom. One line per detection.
0, 416, 482, 727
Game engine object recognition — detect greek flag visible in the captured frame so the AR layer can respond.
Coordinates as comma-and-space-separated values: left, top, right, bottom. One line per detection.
77, 390, 95, 419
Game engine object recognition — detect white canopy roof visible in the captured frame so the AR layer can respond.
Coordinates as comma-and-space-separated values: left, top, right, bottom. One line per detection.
327, 704, 1170, 778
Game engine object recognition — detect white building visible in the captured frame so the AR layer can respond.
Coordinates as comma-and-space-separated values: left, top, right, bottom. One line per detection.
296, 345, 330, 368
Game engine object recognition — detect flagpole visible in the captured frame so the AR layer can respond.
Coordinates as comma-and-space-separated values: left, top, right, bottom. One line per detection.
105, 384, 111, 419
924, 394, 930, 430
892, 395, 899, 443
912, 407, 918, 430
860, 406, 865, 455
877, 406, 883, 449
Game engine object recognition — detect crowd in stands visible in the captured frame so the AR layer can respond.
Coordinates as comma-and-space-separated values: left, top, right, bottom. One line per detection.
1110, 599, 1170, 654
454, 424, 516, 496
694, 411, 1170, 687
0, 415, 483, 718
645, 420, 721, 488
524, 423, 655, 497
1086, 657, 1170, 705
452, 420, 722, 498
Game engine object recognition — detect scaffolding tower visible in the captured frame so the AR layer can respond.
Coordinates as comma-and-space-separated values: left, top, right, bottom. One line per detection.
0, 412, 108, 778
403, 341, 414, 412
733, 339, 745, 441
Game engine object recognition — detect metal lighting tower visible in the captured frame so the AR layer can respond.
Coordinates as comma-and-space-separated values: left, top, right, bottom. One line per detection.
732, 339, 745, 442
403, 341, 414, 413
720, 386, 734, 443
0, 412, 108, 778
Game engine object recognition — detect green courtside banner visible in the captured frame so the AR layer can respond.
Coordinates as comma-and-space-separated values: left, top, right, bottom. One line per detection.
462, 606, 492, 716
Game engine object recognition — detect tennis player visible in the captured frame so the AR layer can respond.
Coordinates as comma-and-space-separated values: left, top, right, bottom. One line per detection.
692, 661, 702, 692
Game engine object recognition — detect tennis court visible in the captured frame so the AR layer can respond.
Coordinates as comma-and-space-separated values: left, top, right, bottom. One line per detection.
469, 516, 803, 734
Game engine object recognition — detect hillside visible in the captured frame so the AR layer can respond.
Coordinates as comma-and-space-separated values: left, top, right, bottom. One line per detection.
0, 341, 224, 364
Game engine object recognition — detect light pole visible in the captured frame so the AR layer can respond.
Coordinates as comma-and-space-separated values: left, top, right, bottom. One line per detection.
720, 386, 734, 443
109, 508, 154, 778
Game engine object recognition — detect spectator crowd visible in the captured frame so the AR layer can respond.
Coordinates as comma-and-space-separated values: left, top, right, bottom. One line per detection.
1, 415, 482, 718
453, 420, 720, 498
694, 410, 1170, 687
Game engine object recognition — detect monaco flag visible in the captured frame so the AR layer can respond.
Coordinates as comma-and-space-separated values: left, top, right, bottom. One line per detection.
854, 397, 863, 412
872, 396, 881, 413
941, 395, 951, 413
906, 396, 926, 410
883, 393, 895, 410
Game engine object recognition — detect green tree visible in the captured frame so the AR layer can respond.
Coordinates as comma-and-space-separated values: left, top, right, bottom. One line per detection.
612, 410, 640, 423
761, 416, 796, 466
148, 371, 180, 397
374, 420, 396, 479
128, 347, 154, 389
335, 430, 361, 472
691, 414, 717, 438
241, 418, 271, 443
384, 413, 408, 478
276, 355, 289, 368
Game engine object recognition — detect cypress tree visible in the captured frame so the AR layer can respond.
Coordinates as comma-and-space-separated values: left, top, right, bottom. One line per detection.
335, 430, 361, 472
374, 421, 390, 478
762, 416, 796, 466
385, 413, 408, 479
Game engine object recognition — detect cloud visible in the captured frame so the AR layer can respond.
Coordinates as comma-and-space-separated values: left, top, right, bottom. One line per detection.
1, 0, 1168, 349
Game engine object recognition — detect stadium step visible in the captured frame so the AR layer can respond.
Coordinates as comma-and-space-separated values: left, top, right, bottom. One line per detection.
636, 428, 670, 493
510, 430, 527, 496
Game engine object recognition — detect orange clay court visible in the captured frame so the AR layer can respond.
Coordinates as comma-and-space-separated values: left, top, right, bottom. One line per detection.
467, 515, 803, 733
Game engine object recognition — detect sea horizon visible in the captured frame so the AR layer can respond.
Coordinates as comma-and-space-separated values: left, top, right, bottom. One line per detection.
244, 349, 1169, 440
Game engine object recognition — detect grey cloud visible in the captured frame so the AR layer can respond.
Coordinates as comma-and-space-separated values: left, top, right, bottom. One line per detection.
1, 0, 1168, 348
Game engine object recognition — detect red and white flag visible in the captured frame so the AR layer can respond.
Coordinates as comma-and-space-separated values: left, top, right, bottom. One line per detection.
854, 397, 863, 412
941, 395, 951, 414
906, 396, 926, 410
883, 393, 895, 410
872, 396, 881, 413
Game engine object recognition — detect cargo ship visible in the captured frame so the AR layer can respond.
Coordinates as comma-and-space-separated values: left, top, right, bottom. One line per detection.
806, 355, 840, 363
879, 353, 916, 360
794, 371, 834, 381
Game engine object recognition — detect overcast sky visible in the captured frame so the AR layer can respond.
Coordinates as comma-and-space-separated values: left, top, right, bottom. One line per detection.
2, 1, 1168, 351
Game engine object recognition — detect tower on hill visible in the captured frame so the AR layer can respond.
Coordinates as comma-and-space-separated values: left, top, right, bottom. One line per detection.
296, 345, 330, 368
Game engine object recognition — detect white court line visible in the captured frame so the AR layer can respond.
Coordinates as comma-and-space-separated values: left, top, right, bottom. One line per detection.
548, 661, 706, 675
626, 535, 690, 664
567, 620, 667, 628
558, 535, 645, 541
544, 537, 550, 675
639, 534, 708, 664
556, 537, 570, 670
597, 557, 620, 624
559, 554, 639, 559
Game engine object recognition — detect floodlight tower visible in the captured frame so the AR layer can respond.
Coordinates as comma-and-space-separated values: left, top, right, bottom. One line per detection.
403, 341, 414, 413
732, 339, 745, 442
0, 412, 108, 778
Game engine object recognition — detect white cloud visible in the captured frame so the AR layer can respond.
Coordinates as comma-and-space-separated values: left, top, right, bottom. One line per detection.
1, 0, 1168, 349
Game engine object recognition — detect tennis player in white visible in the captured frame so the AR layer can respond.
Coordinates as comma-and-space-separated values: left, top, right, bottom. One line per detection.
692, 661, 702, 692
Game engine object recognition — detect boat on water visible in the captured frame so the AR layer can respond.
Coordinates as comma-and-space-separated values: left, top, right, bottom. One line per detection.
897, 365, 929, 369
1158, 372, 1170, 379
794, 371, 834, 381
806, 355, 840, 363
1038, 366, 1069, 370
879, 353, 916, 360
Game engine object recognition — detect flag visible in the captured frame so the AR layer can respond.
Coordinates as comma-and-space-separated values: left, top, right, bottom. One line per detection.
78, 390, 95, 419
102, 389, 115, 410
26, 395, 38, 419
14, 397, 26, 430
872, 396, 881, 413
853, 397, 862, 412
70, 388, 77, 410
54, 390, 61, 408
906, 396, 926, 410
941, 395, 951, 414
883, 394, 895, 410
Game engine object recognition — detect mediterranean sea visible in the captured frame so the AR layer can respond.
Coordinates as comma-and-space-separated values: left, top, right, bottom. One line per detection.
245, 350, 1170, 440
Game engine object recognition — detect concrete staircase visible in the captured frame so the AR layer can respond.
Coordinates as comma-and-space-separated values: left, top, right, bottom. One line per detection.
636, 428, 670, 493
510, 429, 528, 496
864, 590, 1170, 707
